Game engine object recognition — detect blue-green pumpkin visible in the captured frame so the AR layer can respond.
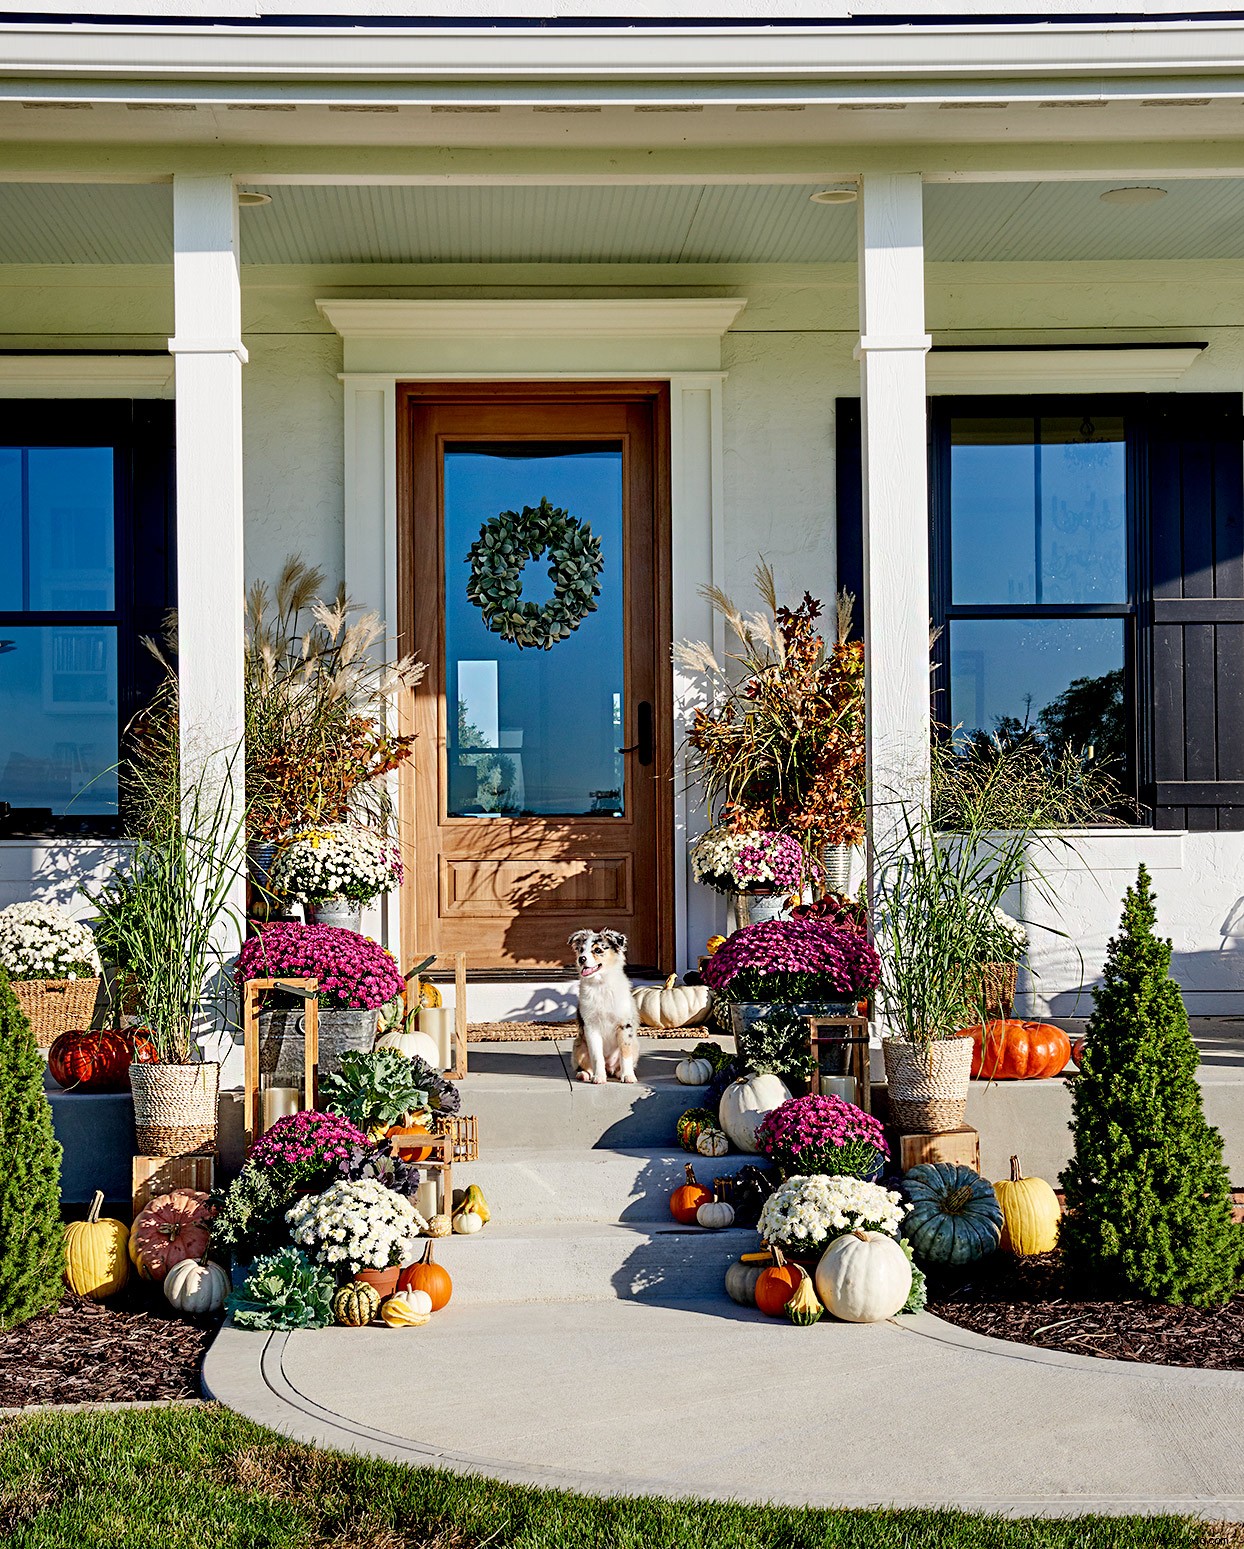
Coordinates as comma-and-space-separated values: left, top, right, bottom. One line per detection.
901, 1162, 1003, 1266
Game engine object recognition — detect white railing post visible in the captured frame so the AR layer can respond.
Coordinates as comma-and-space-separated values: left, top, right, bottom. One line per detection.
856, 172, 932, 861
169, 174, 248, 1019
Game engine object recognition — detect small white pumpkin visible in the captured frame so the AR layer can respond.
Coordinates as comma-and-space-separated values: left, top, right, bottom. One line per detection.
163, 1257, 231, 1316
696, 1199, 736, 1230
815, 1229, 912, 1324
634, 975, 712, 1031
675, 1055, 714, 1086
452, 1208, 485, 1235
375, 1028, 442, 1068
388, 1287, 433, 1317
695, 1127, 730, 1158
717, 1073, 792, 1154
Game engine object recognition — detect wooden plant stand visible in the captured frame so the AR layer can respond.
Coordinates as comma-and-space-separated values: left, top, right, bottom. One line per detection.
888, 1125, 981, 1173
242, 977, 320, 1149
131, 1154, 216, 1218
805, 1014, 872, 1113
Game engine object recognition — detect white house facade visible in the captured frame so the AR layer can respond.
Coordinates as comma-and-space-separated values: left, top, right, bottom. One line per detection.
5, 3, 1244, 1017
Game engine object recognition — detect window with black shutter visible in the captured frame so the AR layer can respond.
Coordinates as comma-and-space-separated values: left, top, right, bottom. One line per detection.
0, 399, 176, 837
835, 391, 1244, 829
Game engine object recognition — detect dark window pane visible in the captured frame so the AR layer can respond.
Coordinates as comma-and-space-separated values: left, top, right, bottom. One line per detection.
949, 413, 1127, 606
0, 625, 118, 814
948, 617, 1127, 765
27, 447, 115, 611
0, 451, 21, 611
443, 442, 624, 818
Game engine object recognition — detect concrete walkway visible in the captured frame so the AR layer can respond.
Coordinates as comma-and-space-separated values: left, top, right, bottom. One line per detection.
204, 1301, 1244, 1518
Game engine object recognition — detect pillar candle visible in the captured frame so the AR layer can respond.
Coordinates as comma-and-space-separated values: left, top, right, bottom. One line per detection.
262, 1086, 301, 1130
419, 1006, 453, 1071
415, 1176, 439, 1222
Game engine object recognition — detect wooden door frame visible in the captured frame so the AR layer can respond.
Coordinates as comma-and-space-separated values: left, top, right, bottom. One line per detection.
396, 380, 675, 977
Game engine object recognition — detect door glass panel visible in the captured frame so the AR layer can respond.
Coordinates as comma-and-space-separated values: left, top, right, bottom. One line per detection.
948, 617, 1126, 764
950, 414, 1127, 606
0, 624, 118, 814
444, 441, 625, 818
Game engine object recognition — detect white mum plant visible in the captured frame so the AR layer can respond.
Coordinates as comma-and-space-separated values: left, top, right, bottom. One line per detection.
984, 904, 1029, 962
0, 901, 102, 981
286, 1177, 426, 1272
269, 825, 403, 906
757, 1174, 907, 1254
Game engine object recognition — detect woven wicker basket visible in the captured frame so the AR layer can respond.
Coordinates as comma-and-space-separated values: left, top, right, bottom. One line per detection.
12, 977, 101, 1047
882, 1036, 973, 1134
129, 1061, 220, 1156
971, 961, 1018, 1016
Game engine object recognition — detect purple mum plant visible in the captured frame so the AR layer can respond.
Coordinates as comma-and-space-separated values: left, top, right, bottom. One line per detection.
701, 918, 880, 1003
755, 1093, 888, 1180
236, 922, 406, 1011
247, 1109, 369, 1189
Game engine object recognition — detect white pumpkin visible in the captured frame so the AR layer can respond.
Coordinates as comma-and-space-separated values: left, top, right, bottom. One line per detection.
696, 1199, 736, 1230
163, 1257, 231, 1316
633, 976, 712, 1030
717, 1073, 792, 1154
388, 1287, 433, 1317
375, 1028, 442, 1068
453, 1209, 485, 1235
675, 1056, 714, 1086
695, 1127, 730, 1158
815, 1229, 912, 1324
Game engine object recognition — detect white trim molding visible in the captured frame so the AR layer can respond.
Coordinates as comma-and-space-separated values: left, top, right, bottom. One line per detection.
927, 344, 1205, 394
318, 298, 747, 342
0, 354, 174, 398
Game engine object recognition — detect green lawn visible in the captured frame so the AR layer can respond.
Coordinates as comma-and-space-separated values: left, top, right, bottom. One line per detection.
0, 1404, 1232, 1549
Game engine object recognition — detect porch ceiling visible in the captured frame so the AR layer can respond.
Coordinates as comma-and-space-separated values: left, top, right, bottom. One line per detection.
4, 177, 1244, 266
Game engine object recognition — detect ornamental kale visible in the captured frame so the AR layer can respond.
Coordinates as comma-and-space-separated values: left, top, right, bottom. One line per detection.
236, 921, 406, 1011
701, 919, 880, 1003
226, 1246, 335, 1331
755, 1094, 888, 1181
406, 1054, 461, 1118
338, 1143, 422, 1199
320, 1048, 429, 1133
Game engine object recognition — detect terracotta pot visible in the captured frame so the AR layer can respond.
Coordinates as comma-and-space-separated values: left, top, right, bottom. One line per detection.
351, 1265, 400, 1297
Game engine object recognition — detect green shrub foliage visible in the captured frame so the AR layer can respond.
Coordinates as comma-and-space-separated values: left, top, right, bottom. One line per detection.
1060, 865, 1243, 1308
0, 969, 64, 1328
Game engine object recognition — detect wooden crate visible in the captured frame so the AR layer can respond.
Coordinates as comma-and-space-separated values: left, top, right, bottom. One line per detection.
888, 1125, 981, 1174
132, 1154, 216, 1219
436, 1113, 479, 1163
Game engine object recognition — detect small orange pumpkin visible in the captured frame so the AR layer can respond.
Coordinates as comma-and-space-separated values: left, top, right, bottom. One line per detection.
1071, 1037, 1088, 1070
397, 1240, 452, 1311
670, 1162, 713, 1225
388, 1122, 433, 1163
754, 1248, 804, 1318
961, 1020, 1072, 1080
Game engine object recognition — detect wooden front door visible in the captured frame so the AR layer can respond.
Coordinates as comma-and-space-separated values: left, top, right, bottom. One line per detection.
400, 383, 672, 973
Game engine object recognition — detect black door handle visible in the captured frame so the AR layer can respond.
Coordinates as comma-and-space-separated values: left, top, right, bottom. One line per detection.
618, 701, 654, 766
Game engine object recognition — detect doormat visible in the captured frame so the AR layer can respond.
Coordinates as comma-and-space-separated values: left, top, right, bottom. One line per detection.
467, 1021, 704, 1042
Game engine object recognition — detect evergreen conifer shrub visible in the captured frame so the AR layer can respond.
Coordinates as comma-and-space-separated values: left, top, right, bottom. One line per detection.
0, 969, 64, 1328
1061, 865, 1243, 1308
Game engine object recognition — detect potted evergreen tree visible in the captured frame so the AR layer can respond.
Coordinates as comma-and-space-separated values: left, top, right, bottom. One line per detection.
1061, 865, 1243, 1307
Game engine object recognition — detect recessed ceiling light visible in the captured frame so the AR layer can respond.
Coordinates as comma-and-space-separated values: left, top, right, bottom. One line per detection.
236, 190, 272, 207
1100, 186, 1168, 206
810, 187, 857, 205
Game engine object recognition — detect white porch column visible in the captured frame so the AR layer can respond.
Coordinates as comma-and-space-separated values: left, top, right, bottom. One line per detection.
856, 173, 932, 834
169, 174, 247, 779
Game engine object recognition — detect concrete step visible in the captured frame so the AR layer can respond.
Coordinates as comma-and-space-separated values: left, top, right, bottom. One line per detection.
459, 1039, 731, 1151
452, 1146, 769, 1226
429, 1220, 757, 1304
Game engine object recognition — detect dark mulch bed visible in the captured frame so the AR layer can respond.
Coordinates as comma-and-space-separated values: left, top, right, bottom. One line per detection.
0, 1284, 222, 1408
928, 1249, 1244, 1369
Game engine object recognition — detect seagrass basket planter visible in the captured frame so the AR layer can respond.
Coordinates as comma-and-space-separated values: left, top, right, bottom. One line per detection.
129, 1061, 220, 1157
970, 961, 1018, 1018
12, 977, 101, 1047
882, 1035, 973, 1134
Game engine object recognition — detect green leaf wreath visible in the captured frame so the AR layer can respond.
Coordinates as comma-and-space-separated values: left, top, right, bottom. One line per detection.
465, 496, 605, 650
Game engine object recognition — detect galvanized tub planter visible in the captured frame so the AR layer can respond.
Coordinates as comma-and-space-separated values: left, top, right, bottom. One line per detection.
258, 1004, 377, 1084
304, 896, 364, 933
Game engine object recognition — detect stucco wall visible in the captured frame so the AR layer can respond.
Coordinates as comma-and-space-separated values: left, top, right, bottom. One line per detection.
1, 256, 1244, 1003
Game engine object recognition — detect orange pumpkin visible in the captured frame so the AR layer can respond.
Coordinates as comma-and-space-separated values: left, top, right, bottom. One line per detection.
961, 1020, 1072, 1081
129, 1189, 214, 1282
670, 1162, 712, 1225
1071, 1037, 1088, 1070
397, 1241, 452, 1311
754, 1250, 803, 1317
388, 1122, 433, 1163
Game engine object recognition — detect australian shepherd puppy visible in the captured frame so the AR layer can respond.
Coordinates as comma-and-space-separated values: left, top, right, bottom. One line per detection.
569, 929, 639, 1085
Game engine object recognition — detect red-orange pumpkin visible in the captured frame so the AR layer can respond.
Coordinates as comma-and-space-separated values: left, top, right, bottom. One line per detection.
48, 1029, 132, 1092
754, 1251, 804, 1317
129, 1032, 160, 1066
670, 1163, 713, 1225
129, 1189, 214, 1282
1071, 1037, 1087, 1069
397, 1241, 452, 1311
961, 1020, 1072, 1081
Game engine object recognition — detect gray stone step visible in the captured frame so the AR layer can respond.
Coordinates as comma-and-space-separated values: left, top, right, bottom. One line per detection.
430, 1220, 757, 1304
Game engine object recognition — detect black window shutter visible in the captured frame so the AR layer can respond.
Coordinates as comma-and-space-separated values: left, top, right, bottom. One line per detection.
1146, 395, 1244, 831
835, 398, 863, 627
